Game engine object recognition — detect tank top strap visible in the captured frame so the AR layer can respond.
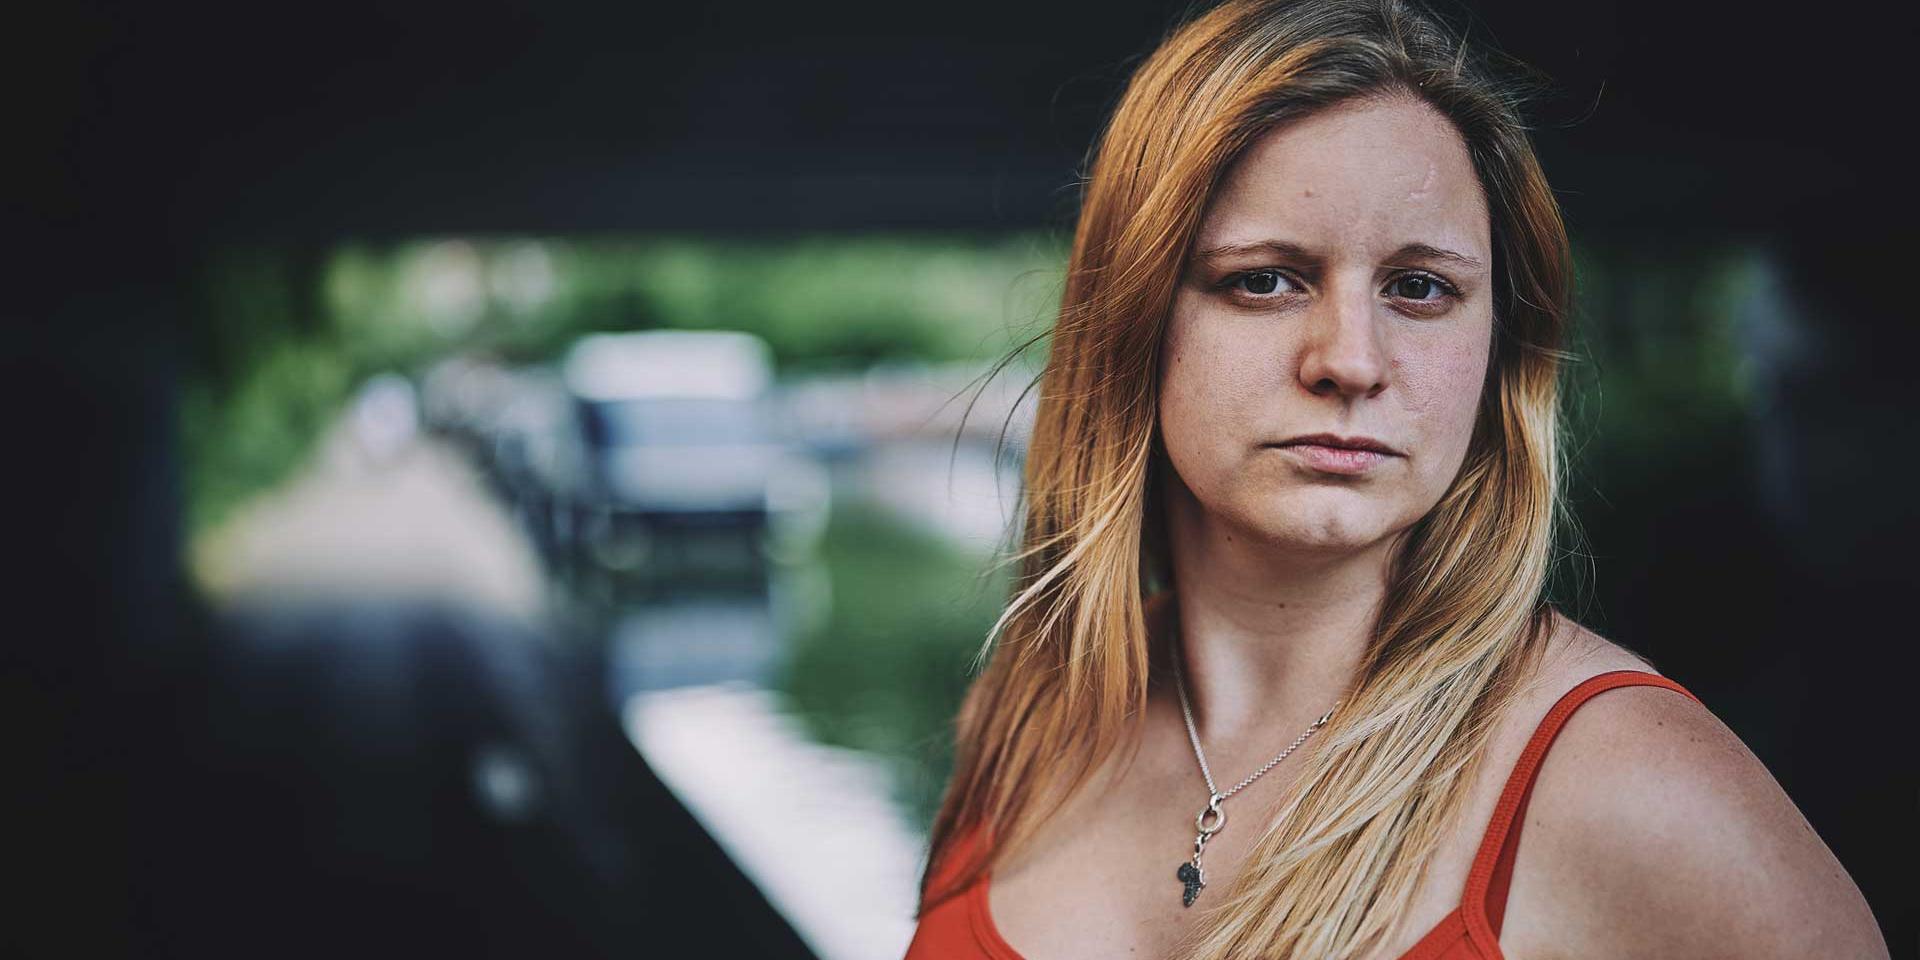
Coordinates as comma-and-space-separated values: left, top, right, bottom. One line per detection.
1462, 669, 1702, 939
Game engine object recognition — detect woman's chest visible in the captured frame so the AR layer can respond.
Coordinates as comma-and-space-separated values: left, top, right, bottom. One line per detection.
985, 785, 1244, 960
980, 728, 1551, 960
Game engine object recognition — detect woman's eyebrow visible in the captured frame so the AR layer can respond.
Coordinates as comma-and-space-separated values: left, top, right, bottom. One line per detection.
1191, 239, 1484, 271
1190, 239, 1321, 265
1389, 243, 1485, 270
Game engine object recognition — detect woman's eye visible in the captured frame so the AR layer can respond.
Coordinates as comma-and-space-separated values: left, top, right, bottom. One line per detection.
1233, 270, 1295, 296
1388, 273, 1451, 301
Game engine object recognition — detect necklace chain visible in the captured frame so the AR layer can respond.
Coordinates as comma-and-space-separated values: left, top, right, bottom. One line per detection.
1169, 642, 1341, 907
1171, 651, 1338, 802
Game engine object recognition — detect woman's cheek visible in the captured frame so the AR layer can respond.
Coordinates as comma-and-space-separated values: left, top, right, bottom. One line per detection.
1159, 307, 1254, 487
1397, 329, 1492, 468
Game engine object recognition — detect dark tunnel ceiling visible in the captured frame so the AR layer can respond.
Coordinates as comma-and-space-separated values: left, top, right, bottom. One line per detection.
25, 0, 1897, 242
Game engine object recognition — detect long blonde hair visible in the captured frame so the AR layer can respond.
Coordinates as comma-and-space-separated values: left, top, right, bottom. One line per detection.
921, 0, 1572, 956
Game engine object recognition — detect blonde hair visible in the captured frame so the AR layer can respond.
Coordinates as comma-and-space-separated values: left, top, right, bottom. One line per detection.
921, 0, 1572, 956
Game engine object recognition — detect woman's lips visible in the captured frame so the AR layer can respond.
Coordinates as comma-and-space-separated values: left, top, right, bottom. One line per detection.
1270, 441, 1399, 475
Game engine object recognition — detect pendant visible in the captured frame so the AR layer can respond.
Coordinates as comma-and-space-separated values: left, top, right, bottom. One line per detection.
1179, 794, 1227, 907
1176, 861, 1205, 907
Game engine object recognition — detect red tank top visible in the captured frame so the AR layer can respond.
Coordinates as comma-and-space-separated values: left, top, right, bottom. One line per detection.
905, 670, 1700, 959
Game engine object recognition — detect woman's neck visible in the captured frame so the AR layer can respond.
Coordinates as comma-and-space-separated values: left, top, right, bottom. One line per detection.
1160, 485, 1390, 751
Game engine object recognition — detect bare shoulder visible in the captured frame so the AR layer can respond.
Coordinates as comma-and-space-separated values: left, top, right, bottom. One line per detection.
1511, 616, 1889, 958
1525, 612, 1657, 686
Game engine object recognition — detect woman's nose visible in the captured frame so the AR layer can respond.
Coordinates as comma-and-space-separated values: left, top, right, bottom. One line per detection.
1296, 287, 1388, 399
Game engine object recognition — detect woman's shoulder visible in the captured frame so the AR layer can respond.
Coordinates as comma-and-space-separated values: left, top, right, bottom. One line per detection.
1507, 614, 1888, 958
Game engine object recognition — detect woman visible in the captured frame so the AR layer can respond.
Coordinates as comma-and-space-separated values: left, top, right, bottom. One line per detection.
904, 0, 1888, 958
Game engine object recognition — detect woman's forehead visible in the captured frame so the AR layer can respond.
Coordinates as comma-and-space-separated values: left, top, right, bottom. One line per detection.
1195, 96, 1490, 263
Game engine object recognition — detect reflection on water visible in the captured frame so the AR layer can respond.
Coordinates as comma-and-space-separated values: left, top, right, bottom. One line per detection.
550, 432, 1015, 960
605, 587, 784, 696
559, 497, 993, 960
470, 359, 1018, 960
600, 555, 832, 701
569, 461, 1013, 812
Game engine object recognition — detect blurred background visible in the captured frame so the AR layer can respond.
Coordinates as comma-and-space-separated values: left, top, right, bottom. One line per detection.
10, 0, 1911, 957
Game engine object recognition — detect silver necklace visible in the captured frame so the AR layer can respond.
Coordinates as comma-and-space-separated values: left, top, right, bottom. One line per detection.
1171, 652, 1338, 908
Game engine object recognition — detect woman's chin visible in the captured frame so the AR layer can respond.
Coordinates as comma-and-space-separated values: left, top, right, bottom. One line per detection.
1235, 501, 1405, 556
1269, 527, 1386, 556
1168, 473, 1420, 558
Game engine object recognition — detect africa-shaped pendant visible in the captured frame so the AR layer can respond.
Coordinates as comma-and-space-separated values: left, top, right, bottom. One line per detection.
1180, 794, 1227, 907
1177, 861, 1205, 907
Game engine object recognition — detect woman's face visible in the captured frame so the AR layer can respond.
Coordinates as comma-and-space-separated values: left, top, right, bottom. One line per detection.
1158, 94, 1494, 554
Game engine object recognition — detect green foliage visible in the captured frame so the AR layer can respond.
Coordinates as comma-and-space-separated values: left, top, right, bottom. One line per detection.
179, 246, 346, 536
179, 340, 353, 535
487, 234, 1066, 370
